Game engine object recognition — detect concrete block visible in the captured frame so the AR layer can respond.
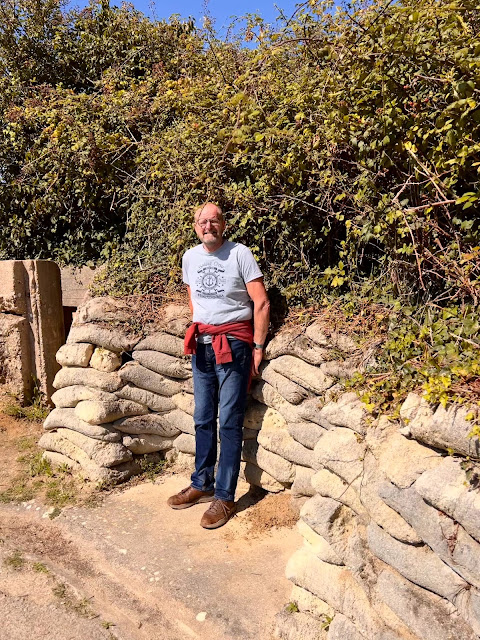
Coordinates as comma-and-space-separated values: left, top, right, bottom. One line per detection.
0, 313, 32, 402
0, 260, 27, 314
23, 260, 65, 401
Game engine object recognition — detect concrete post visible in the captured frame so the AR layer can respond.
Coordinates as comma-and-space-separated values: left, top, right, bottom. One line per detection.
0, 260, 65, 404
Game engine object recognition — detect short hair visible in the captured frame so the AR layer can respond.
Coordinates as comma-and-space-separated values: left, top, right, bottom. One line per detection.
193, 202, 224, 223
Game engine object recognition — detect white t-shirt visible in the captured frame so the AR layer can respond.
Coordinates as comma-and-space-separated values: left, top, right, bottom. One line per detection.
182, 240, 263, 325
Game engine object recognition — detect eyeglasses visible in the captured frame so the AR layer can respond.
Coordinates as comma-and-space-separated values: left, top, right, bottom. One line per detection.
196, 218, 222, 228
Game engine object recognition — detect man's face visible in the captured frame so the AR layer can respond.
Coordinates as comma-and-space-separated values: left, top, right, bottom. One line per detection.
194, 206, 226, 248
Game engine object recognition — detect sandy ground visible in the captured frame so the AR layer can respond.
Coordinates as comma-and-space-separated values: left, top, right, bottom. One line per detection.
0, 472, 301, 640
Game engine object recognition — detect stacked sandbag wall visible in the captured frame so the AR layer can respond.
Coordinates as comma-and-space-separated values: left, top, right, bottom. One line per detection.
39, 296, 480, 640
40, 297, 195, 481
275, 392, 480, 640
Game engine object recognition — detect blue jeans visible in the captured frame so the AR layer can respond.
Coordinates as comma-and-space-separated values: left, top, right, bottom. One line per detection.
190, 339, 252, 502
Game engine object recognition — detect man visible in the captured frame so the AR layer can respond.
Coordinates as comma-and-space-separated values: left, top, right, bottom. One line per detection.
167, 202, 270, 529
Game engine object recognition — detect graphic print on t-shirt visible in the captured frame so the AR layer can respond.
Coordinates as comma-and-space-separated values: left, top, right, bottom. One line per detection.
195, 260, 226, 298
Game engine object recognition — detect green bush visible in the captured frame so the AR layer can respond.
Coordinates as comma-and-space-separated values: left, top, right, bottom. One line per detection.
1, 0, 478, 306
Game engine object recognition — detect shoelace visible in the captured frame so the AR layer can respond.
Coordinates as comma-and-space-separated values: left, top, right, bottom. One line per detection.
179, 486, 198, 498
206, 499, 230, 516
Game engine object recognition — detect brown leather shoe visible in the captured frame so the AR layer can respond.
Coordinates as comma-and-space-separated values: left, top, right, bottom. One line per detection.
167, 486, 214, 510
200, 499, 236, 529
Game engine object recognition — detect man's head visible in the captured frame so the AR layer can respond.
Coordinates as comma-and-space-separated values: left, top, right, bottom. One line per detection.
194, 202, 226, 251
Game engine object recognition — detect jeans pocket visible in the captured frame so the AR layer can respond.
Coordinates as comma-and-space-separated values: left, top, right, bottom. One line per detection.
233, 340, 251, 369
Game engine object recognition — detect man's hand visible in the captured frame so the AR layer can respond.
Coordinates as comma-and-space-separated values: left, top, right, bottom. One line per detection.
252, 348, 263, 376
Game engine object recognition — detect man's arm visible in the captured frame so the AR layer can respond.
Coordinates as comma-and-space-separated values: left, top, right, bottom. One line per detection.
186, 285, 193, 316
246, 277, 270, 376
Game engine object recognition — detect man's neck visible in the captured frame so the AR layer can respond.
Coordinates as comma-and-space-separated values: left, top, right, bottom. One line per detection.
202, 238, 225, 253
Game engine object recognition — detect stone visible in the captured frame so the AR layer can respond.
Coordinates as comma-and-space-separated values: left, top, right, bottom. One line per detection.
182, 377, 194, 393
240, 462, 286, 492
174, 433, 196, 455
258, 426, 315, 468
42, 451, 82, 472
292, 466, 316, 497
265, 327, 331, 365
320, 360, 358, 379
245, 403, 287, 433
132, 350, 192, 379
327, 614, 367, 640
118, 361, 183, 396
314, 436, 420, 543
113, 414, 181, 438
165, 409, 195, 435
74, 296, 130, 324
261, 363, 309, 404
297, 397, 333, 428
401, 393, 480, 459
319, 393, 367, 435
274, 610, 327, 640
0, 313, 32, 402
305, 323, 358, 353
242, 428, 258, 440
291, 495, 309, 517
289, 585, 334, 620
67, 324, 138, 352
38, 431, 139, 483
375, 569, 477, 640
242, 440, 295, 483
271, 356, 335, 394
74, 399, 148, 425
251, 381, 300, 423
51, 385, 117, 408
312, 469, 366, 515
123, 434, 176, 454
89, 347, 122, 372
243, 399, 270, 430
0, 260, 27, 314
415, 456, 480, 543
288, 421, 327, 450
116, 384, 176, 413
44, 408, 121, 442
399, 392, 425, 423
300, 495, 362, 568
134, 332, 185, 357
327, 616, 402, 640
168, 450, 195, 470
377, 432, 442, 489
53, 368, 122, 392
56, 343, 94, 368
297, 519, 343, 565
367, 522, 469, 603
314, 427, 366, 484
324, 383, 345, 404
356, 452, 422, 544
153, 303, 191, 337
54, 428, 132, 467
172, 392, 195, 416
285, 548, 387, 638
379, 481, 480, 590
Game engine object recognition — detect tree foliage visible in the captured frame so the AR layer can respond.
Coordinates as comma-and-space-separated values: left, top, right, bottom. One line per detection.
1, 0, 479, 308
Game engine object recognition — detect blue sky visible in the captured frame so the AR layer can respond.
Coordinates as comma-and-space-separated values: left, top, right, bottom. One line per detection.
66, 1, 301, 28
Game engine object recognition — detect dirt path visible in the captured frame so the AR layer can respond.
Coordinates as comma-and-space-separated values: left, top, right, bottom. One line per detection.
0, 473, 301, 640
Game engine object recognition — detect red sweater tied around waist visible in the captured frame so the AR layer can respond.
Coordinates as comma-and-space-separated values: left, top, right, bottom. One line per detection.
184, 321, 254, 364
